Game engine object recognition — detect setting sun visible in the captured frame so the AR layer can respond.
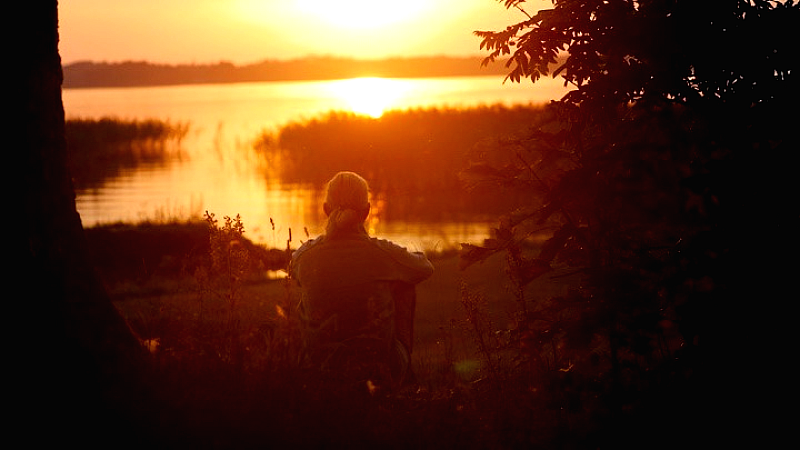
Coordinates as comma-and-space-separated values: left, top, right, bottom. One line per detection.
59, 0, 521, 64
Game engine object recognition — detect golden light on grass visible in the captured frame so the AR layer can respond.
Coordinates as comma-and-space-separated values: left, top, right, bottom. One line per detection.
326, 77, 414, 118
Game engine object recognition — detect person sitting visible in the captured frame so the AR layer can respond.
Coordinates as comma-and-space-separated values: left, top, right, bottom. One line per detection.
290, 171, 434, 389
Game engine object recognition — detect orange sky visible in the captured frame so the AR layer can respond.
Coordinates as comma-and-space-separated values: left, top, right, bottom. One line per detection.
58, 0, 540, 65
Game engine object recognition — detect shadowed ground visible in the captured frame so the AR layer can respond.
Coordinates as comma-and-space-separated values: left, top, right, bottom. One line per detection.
86, 221, 588, 448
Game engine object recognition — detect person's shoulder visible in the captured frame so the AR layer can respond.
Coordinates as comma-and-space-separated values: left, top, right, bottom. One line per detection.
368, 237, 412, 254
369, 238, 433, 269
291, 235, 325, 261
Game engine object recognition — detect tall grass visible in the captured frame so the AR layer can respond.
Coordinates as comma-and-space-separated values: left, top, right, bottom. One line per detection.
254, 104, 552, 220
66, 117, 189, 189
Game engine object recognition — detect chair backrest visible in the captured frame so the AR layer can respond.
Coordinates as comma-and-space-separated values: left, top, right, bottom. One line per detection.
299, 281, 413, 388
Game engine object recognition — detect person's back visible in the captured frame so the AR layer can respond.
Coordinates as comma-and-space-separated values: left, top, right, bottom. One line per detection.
290, 172, 433, 387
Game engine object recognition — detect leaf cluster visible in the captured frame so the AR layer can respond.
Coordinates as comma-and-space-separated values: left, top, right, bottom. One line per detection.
476, 0, 799, 108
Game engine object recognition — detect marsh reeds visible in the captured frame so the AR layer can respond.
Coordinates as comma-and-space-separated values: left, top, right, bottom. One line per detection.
66, 117, 189, 189
254, 104, 551, 220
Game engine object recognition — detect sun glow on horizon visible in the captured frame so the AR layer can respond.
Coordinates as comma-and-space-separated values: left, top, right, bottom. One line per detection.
326, 77, 414, 118
61, 1, 526, 66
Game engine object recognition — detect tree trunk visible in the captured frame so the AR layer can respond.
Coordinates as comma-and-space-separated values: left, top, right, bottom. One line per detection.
17, 2, 150, 444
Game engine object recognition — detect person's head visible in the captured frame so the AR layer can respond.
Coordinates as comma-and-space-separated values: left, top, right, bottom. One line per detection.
323, 171, 370, 236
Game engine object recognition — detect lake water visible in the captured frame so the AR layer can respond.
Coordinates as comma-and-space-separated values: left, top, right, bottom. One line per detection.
62, 75, 569, 250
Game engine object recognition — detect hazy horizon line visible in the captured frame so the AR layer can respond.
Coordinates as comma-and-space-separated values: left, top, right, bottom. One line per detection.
61, 54, 513, 89
61, 53, 494, 68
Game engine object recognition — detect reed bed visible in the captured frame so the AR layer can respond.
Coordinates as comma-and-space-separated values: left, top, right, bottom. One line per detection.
66, 117, 189, 189
255, 104, 552, 220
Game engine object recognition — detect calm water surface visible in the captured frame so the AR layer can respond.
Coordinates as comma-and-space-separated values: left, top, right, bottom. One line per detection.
63, 75, 568, 250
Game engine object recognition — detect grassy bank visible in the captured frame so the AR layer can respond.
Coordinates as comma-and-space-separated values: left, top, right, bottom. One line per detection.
94, 213, 718, 449
86, 219, 607, 448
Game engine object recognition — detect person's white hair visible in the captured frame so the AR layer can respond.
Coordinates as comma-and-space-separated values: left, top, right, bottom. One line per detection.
323, 171, 370, 236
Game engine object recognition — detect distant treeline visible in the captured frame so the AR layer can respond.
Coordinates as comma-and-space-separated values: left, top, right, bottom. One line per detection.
62, 55, 511, 89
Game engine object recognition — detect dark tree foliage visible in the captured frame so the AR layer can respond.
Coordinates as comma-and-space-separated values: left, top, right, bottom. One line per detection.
463, 0, 797, 446
477, 0, 797, 107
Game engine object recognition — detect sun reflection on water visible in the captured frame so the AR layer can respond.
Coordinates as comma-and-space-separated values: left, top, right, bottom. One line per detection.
325, 77, 414, 118
64, 76, 568, 251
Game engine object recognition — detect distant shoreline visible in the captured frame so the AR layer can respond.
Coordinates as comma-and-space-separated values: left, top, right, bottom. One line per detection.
62, 55, 511, 89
